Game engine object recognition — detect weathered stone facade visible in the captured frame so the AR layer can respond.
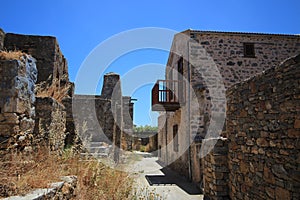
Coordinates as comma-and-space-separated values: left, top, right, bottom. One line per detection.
203, 138, 228, 199
203, 54, 300, 200
122, 96, 134, 150
33, 97, 67, 151
71, 73, 135, 159
0, 30, 73, 153
4, 33, 69, 83
0, 28, 134, 157
131, 131, 158, 152
0, 28, 4, 50
223, 54, 300, 200
156, 29, 300, 194
0, 55, 37, 150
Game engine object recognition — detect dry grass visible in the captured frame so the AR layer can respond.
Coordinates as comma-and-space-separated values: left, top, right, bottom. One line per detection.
0, 148, 134, 199
0, 50, 26, 60
35, 78, 73, 103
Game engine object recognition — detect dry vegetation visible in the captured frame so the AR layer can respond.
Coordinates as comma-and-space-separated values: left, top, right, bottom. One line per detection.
35, 77, 73, 103
0, 148, 134, 199
0, 50, 26, 60
139, 144, 152, 152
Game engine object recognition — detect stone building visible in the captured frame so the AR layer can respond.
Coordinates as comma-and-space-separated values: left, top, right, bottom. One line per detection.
68, 73, 135, 161
152, 29, 300, 196
0, 31, 74, 152
131, 131, 158, 152
0, 53, 37, 150
0, 28, 134, 158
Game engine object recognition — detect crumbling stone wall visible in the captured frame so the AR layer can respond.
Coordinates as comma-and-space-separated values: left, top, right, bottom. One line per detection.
0, 29, 134, 160
33, 97, 66, 151
4, 33, 74, 106
131, 131, 158, 152
223, 54, 300, 200
71, 73, 134, 161
72, 95, 114, 144
0, 28, 4, 50
0, 31, 76, 153
71, 73, 123, 146
2, 176, 77, 200
4, 33, 69, 83
0, 55, 37, 151
0, 29, 74, 153
62, 97, 76, 147
122, 96, 134, 150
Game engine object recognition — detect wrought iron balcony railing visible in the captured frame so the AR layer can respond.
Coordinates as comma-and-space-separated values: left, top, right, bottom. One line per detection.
151, 80, 185, 111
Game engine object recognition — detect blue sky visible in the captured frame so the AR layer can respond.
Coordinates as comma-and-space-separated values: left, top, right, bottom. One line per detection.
1, 0, 300, 126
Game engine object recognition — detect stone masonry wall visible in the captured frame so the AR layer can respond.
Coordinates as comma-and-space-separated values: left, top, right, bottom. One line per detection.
225, 54, 300, 200
190, 31, 300, 89
0, 55, 37, 151
4, 33, 69, 83
4, 33, 74, 108
158, 113, 167, 161
72, 95, 114, 144
121, 96, 134, 150
159, 30, 300, 186
33, 97, 66, 151
189, 30, 300, 142
62, 97, 78, 148
0, 29, 133, 161
203, 138, 229, 199
0, 28, 4, 50
1, 30, 77, 154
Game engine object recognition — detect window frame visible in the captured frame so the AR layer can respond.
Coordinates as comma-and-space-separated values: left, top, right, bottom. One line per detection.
243, 43, 255, 58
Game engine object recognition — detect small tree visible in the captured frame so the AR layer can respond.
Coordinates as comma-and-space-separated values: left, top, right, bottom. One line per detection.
133, 125, 158, 133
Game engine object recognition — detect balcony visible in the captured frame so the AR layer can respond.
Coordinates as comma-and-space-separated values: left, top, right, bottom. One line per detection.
151, 80, 185, 111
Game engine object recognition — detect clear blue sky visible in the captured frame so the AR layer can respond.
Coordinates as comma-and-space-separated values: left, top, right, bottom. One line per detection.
1, 0, 300, 126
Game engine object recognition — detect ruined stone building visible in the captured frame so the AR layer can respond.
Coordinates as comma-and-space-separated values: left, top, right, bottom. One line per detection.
0, 29, 72, 151
0, 28, 134, 160
152, 30, 300, 199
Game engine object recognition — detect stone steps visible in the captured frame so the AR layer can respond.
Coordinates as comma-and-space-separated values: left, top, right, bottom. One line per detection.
81, 142, 112, 158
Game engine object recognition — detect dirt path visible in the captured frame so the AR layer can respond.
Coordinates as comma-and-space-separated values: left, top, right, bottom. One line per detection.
124, 151, 203, 200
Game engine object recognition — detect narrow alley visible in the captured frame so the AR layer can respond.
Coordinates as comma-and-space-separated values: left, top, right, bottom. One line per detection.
125, 152, 203, 200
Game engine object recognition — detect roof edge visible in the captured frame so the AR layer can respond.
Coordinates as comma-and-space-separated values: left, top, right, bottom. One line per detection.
5, 32, 57, 40
182, 29, 300, 37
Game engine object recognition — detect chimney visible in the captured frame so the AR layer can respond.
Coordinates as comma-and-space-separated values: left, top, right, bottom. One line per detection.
101, 72, 121, 99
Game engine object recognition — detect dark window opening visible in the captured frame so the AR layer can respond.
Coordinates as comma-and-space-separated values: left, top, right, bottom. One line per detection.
173, 125, 178, 152
244, 43, 255, 58
178, 57, 183, 76
190, 33, 199, 42
190, 33, 196, 39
